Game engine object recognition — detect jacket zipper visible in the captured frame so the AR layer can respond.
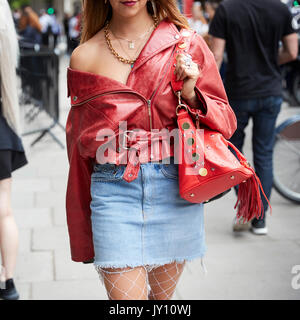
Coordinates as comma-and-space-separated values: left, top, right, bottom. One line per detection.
146, 45, 177, 131
147, 99, 152, 130
73, 89, 154, 131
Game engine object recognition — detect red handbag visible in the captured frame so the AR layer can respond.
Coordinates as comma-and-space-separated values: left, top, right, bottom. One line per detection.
171, 30, 270, 222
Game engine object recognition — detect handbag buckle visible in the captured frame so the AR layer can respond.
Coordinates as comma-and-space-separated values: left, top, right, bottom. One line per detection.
175, 90, 200, 129
175, 91, 189, 116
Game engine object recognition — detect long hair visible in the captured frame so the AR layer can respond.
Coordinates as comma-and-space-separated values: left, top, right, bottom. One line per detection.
19, 6, 42, 32
0, 0, 21, 135
80, 0, 190, 44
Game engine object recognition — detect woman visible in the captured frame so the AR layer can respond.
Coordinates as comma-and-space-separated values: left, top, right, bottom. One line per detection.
0, 0, 28, 300
66, 0, 236, 300
187, 1, 209, 36
18, 5, 42, 45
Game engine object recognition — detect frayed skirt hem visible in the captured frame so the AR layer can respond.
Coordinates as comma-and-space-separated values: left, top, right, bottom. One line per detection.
94, 252, 207, 287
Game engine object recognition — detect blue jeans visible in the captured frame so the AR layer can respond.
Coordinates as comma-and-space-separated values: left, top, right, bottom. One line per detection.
229, 96, 283, 219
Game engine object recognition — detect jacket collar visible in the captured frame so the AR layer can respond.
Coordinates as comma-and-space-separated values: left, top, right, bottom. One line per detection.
67, 18, 184, 105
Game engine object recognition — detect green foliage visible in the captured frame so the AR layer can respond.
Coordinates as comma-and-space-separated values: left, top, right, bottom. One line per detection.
8, 0, 30, 10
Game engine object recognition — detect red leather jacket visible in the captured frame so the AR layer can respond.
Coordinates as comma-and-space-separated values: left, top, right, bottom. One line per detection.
66, 18, 237, 262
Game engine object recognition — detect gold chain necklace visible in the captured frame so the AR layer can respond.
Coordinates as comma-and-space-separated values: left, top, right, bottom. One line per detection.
104, 16, 159, 67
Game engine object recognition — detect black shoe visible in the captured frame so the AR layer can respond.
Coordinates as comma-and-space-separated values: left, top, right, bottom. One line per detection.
0, 279, 20, 300
251, 218, 268, 235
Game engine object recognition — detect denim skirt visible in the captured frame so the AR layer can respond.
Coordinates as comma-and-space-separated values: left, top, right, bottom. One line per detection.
90, 156, 206, 270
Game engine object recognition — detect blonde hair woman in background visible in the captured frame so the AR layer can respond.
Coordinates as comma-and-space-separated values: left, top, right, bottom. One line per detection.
0, 0, 28, 300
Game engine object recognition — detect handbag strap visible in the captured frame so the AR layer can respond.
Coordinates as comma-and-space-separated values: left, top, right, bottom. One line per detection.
170, 29, 202, 129
170, 30, 203, 166
170, 29, 194, 98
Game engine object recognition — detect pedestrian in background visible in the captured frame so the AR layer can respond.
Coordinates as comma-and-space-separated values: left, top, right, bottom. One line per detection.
209, 0, 298, 234
187, 1, 209, 36
18, 5, 42, 45
68, 6, 82, 53
63, 12, 71, 52
39, 8, 61, 49
0, 0, 28, 300
203, 0, 219, 23
48, 8, 61, 48
39, 9, 52, 46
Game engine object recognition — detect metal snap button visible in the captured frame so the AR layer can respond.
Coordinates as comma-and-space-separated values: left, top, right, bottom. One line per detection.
199, 168, 208, 176
178, 42, 187, 49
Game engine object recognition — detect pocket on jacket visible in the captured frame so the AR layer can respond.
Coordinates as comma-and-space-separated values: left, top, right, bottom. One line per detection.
91, 163, 125, 182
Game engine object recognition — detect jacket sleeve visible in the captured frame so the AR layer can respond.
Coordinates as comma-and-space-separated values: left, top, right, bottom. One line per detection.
65, 106, 95, 262
183, 32, 237, 140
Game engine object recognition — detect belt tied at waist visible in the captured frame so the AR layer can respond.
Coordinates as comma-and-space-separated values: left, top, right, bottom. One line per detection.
95, 129, 175, 182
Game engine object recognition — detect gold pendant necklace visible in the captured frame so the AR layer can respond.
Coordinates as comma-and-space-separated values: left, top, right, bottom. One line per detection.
114, 25, 152, 63
110, 21, 156, 50
104, 16, 159, 65
129, 41, 135, 49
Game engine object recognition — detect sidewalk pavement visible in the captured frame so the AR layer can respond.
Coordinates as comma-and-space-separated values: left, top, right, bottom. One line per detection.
2, 55, 300, 300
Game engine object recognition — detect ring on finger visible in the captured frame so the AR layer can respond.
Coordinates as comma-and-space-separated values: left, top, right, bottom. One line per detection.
184, 58, 192, 66
184, 61, 192, 68
183, 56, 192, 64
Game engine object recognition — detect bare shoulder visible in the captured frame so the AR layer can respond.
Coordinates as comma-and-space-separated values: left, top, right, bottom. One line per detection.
69, 28, 106, 73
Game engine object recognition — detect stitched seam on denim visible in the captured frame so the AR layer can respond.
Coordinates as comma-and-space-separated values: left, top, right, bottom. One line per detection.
91, 173, 122, 182
141, 166, 145, 266
151, 167, 155, 218
161, 165, 178, 179
91, 166, 125, 182
91, 178, 123, 182
94, 163, 117, 171
141, 210, 145, 267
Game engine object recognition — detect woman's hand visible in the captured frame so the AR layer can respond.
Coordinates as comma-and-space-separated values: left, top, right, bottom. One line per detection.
174, 53, 202, 107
